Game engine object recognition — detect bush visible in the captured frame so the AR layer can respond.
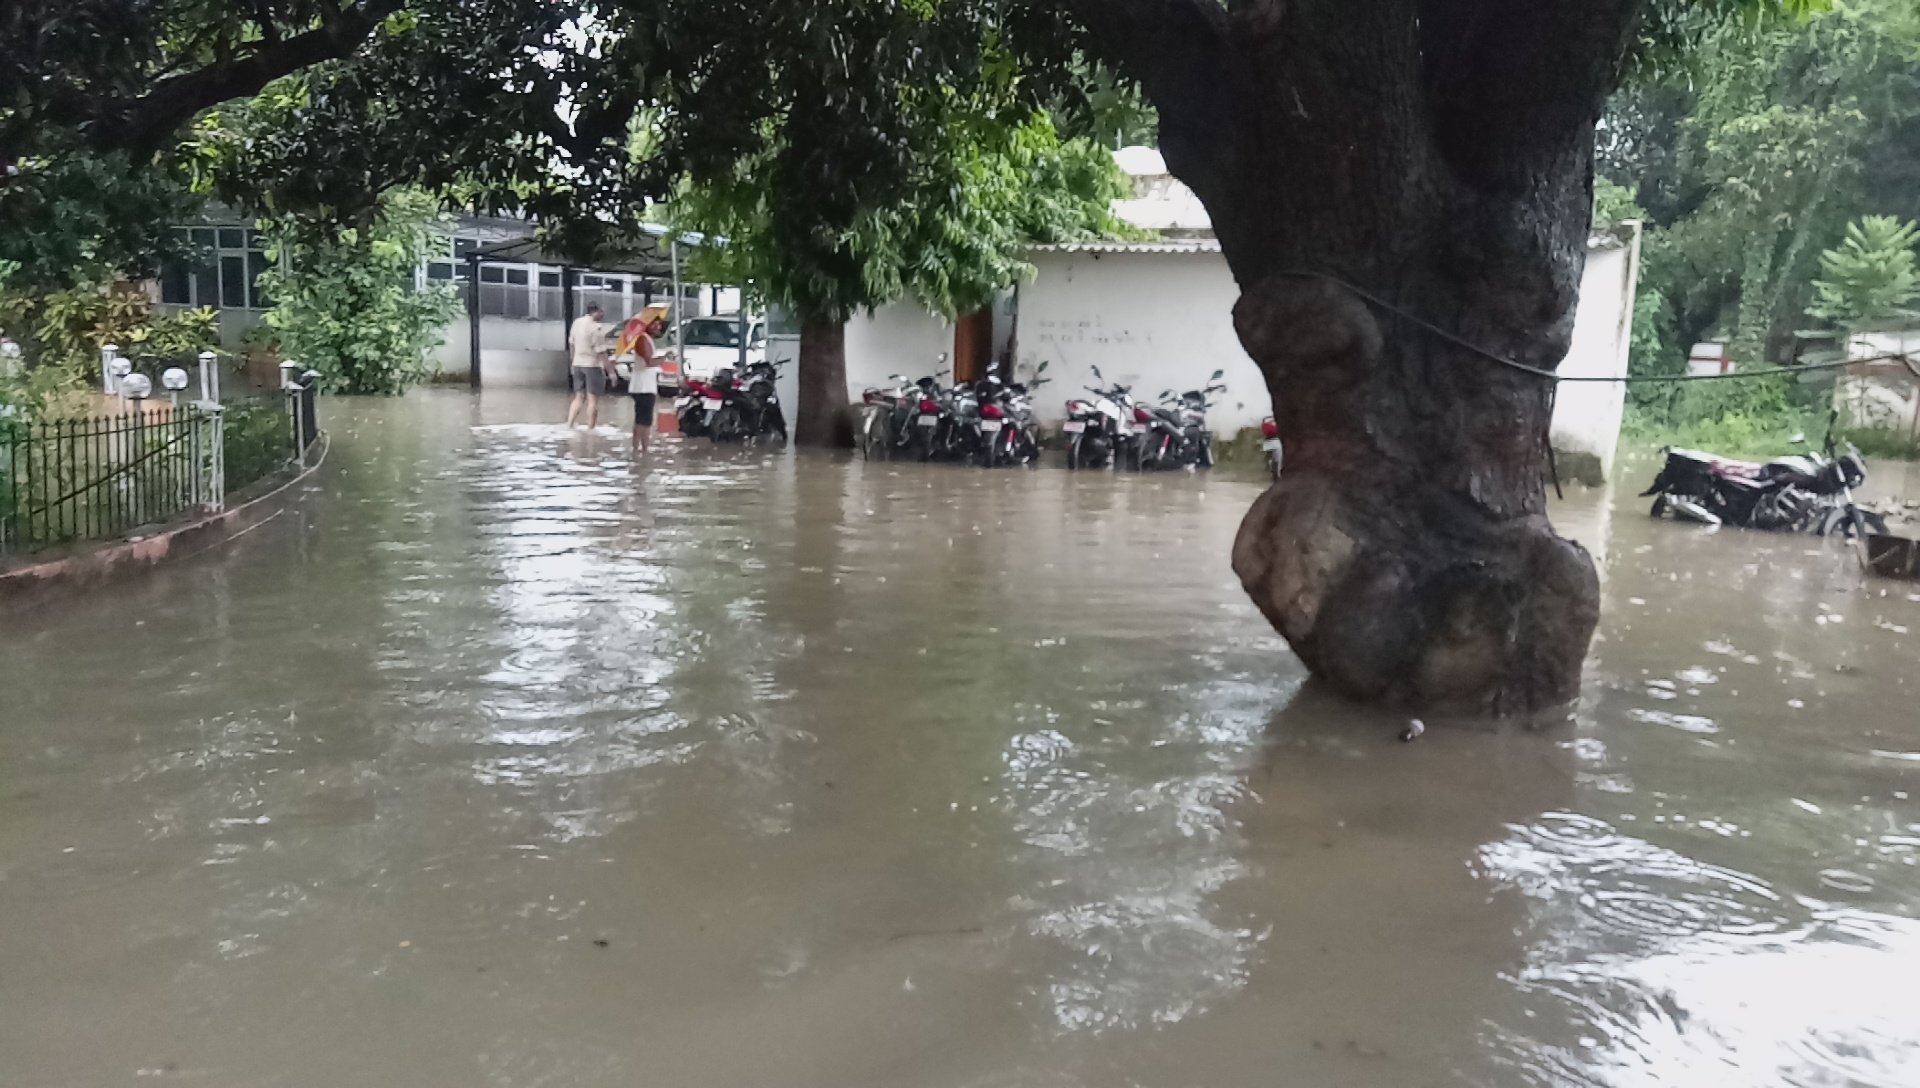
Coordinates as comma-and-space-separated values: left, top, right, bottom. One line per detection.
221, 398, 297, 492
257, 189, 459, 396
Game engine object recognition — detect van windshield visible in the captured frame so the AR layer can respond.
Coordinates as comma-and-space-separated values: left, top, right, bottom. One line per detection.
680, 319, 758, 348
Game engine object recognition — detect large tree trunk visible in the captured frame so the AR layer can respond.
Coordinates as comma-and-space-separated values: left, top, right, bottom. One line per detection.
795, 319, 853, 447
1075, 0, 1638, 713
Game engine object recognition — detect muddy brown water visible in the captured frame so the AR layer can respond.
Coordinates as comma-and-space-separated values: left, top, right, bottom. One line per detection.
3, 391, 1916, 1087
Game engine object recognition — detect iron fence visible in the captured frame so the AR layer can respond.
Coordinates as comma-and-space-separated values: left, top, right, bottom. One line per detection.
0, 387, 318, 555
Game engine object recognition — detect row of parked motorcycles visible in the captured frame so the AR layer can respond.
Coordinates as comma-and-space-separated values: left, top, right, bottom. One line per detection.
1641, 416, 1889, 539
858, 360, 1233, 471
1060, 365, 1228, 471
676, 359, 788, 444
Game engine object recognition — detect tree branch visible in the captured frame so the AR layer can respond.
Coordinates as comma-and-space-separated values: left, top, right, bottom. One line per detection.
105, 0, 403, 159
1065, 0, 1237, 207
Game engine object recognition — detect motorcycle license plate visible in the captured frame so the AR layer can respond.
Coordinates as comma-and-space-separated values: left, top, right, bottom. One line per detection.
979, 420, 1003, 433
1263, 439, 1281, 451
1061, 421, 1085, 433
918, 414, 940, 427
703, 398, 722, 411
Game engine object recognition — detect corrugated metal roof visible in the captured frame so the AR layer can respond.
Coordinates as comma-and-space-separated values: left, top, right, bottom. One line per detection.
1028, 239, 1224, 255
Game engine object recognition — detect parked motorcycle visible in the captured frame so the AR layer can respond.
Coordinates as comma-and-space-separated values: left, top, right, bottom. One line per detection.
677, 375, 724, 437
858, 373, 920, 461
971, 363, 1048, 467
709, 359, 788, 444
1642, 419, 1888, 538
1062, 366, 1136, 470
1261, 416, 1282, 482
1132, 370, 1226, 471
860, 355, 952, 461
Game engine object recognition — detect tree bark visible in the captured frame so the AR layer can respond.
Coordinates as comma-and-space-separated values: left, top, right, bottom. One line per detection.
1074, 0, 1637, 713
796, 320, 853, 447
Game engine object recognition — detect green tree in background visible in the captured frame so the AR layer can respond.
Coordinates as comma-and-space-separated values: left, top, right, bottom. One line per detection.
677, 114, 1129, 444
257, 189, 459, 395
1604, 0, 1920, 374
1808, 215, 1920, 330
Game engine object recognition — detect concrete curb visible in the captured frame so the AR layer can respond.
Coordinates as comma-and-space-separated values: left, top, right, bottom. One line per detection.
0, 432, 329, 610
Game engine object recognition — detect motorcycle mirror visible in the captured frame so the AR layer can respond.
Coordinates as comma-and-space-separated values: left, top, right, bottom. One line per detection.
1210, 369, 1225, 380
1090, 365, 1104, 380
1035, 361, 1050, 373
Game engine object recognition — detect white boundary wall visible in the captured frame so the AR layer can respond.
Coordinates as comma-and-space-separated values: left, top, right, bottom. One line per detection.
842, 236, 1640, 476
1010, 247, 1267, 433
1549, 235, 1641, 483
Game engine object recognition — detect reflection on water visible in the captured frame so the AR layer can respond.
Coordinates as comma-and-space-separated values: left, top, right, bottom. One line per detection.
0, 391, 1915, 1088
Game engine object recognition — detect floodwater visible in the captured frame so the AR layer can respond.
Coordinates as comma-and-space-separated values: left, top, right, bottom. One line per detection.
2, 391, 1917, 1088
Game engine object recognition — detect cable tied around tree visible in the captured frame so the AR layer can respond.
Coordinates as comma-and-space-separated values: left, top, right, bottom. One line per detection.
1274, 270, 1919, 384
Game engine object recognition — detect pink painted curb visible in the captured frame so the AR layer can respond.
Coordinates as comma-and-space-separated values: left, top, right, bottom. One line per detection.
0, 432, 329, 609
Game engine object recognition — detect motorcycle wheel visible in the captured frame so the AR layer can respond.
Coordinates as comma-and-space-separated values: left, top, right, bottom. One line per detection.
709, 405, 742, 444
860, 411, 888, 461
1266, 451, 1281, 483
1649, 493, 1668, 519
1067, 434, 1082, 470
1831, 507, 1890, 539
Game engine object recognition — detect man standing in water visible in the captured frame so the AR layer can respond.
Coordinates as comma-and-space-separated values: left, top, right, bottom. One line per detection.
625, 315, 666, 454
566, 303, 613, 429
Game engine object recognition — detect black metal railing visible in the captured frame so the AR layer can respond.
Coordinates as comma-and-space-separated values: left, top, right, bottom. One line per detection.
0, 384, 323, 554
0, 408, 216, 552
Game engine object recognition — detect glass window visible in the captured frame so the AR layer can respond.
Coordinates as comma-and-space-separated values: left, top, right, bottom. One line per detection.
220, 256, 248, 308
427, 263, 454, 281
160, 259, 191, 305
192, 228, 217, 250
218, 228, 246, 250
480, 265, 505, 283
505, 268, 528, 286
454, 238, 478, 256
538, 271, 560, 288
247, 230, 267, 249
247, 250, 273, 309
193, 256, 219, 309
681, 318, 744, 348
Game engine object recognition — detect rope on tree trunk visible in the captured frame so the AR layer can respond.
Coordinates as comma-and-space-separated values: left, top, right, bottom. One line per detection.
1275, 271, 1917, 385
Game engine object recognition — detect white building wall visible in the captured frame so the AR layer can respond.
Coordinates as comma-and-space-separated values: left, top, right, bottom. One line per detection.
1836, 330, 1920, 440
843, 238, 1639, 473
1011, 249, 1268, 434
433, 316, 568, 387
844, 305, 955, 392
1549, 237, 1639, 483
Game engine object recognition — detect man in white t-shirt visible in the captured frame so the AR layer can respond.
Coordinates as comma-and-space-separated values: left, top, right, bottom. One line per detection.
566, 304, 612, 429
627, 316, 665, 454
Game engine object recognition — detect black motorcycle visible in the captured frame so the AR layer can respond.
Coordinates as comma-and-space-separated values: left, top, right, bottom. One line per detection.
972, 366, 1047, 467
709, 360, 788, 445
1643, 420, 1888, 538
1132, 371, 1226, 471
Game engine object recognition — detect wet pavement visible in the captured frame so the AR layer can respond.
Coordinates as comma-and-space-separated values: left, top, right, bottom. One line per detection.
2, 390, 1916, 1087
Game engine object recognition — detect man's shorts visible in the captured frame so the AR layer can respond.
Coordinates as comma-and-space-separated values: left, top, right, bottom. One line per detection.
570, 366, 608, 395
630, 392, 657, 426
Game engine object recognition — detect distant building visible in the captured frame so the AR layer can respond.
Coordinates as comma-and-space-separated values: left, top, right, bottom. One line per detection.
156, 206, 734, 384
1110, 146, 1214, 240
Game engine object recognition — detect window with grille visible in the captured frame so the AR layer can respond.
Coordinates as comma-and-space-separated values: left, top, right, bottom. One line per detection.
159, 227, 274, 310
